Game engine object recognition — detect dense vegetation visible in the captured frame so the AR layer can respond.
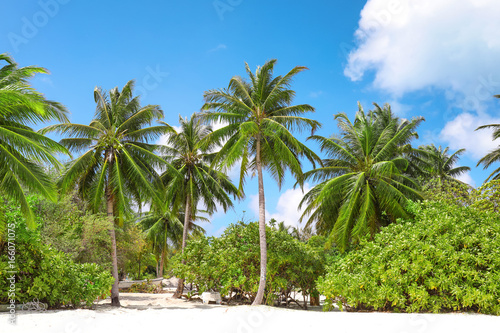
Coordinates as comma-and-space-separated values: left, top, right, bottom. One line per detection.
317, 200, 500, 315
1, 53, 499, 312
172, 221, 332, 307
0, 197, 113, 308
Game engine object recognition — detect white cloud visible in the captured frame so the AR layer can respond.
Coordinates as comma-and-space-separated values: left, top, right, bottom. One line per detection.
440, 113, 500, 159
456, 172, 475, 187
387, 100, 411, 116
309, 91, 323, 98
345, 0, 500, 109
249, 184, 311, 228
208, 44, 227, 53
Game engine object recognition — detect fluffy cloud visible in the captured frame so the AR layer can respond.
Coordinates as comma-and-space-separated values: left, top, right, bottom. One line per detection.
439, 113, 500, 159
345, 0, 500, 109
249, 184, 311, 228
456, 172, 475, 187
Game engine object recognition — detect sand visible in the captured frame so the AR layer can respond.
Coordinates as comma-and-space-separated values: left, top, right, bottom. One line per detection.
1, 291, 499, 332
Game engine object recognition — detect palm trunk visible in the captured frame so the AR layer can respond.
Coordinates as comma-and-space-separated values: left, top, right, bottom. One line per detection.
158, 246, 166, 278
107, 193, 120, 307
174, 194, 191, 298
252, 136, 267, 305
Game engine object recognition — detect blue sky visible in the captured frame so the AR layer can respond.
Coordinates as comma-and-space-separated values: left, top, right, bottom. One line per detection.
2, 0, 499, 235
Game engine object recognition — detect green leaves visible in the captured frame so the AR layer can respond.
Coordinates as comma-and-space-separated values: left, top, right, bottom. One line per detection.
201, 59, 321, 191
173, 222, 329, 304
301, 103, 424, 251
44, 79, 167, 221
318, 200, 500, 315
0, 204, 113, 308
476, 109, 500, 181
0, 54, 69, 228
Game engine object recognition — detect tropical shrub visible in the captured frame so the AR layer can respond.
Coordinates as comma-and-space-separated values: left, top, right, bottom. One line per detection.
34, 193, 112, 267
173, 222, 329, 305
317, 200, 500, 314
0, 199, 113, 308
472, 180, 500, 214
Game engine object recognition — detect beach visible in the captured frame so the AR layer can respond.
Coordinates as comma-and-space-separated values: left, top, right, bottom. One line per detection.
1, 292, 499, 333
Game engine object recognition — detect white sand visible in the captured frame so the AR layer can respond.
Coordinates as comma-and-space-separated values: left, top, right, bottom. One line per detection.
1, 292, 498, 332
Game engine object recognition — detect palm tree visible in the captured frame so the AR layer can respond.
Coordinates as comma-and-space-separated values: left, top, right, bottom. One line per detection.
0, 53, 68, 230
139, 206, 207, 278
160, 114, 239, 297
417, 144, 471, 186
476, 96, 500, 181
41, 80, 170, 306
139, 209, 183, 278
300, 104, 424, 251
201, 59, 321, 305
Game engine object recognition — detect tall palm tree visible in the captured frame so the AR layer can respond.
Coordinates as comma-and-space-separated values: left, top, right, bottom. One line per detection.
417, 144, 471, 186
0, 53, 68, 230
476, 95, 500, 181
41, 80, 170, 306
201, 59, 321, 305
300, 104, 424, 251
160, 114, 239, 297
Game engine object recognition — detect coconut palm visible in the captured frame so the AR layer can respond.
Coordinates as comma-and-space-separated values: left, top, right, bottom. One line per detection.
41, 80, 170, 306
201, 59, 321, 305
139, 210, 183, 278
0, 53, 68, 230
417, 144, 471, 186
160, 114, 239, 297
139, 207, 206, 278
476, 97, 500, 181
300, 104, 424, 251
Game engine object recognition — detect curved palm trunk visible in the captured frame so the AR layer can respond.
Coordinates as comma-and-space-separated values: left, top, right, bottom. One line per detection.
174, 194, 191, 298
106, 191, 120, 307
252, 136, 267, 305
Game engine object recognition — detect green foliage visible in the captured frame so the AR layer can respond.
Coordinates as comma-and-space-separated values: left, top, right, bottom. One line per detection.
126, 281, 162, 293
472, 180, 500, 214
301, 103, 424, 251
317, 200, 500, 314
116, 222, 155, 279
412, 144, 470, 183
34, 193, 112, 267
173, 222, 329, 304
0, 53, 69, 229
422, 178, 473, 207
0, 201, 113, 308
476, 108, 500, 181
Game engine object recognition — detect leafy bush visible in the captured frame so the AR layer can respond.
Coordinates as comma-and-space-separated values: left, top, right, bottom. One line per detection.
173, 222, 329, 305
472, 180, 500, 214
33, 193, 112, 268
0, 199, 113, 308
317, 200, 500, 314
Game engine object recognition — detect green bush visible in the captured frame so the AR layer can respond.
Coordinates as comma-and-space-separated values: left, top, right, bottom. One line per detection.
34, 193, 112, 268
317, 200, 500, 314
173, 222, 329, 305
0, 200, 113, 308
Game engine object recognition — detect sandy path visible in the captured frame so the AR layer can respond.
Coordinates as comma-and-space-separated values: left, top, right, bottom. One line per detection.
1, 292, 499, 332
